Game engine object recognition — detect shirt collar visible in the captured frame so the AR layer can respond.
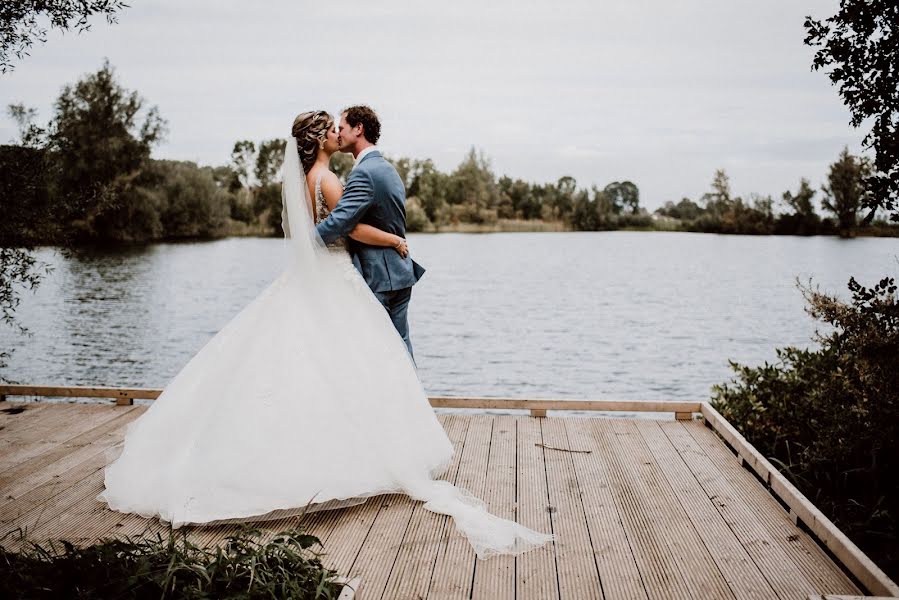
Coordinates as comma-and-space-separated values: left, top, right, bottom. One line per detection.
353, 146, 378, 169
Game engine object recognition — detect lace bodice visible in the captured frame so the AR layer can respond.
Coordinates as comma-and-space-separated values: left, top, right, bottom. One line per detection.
314, 173, 347, 251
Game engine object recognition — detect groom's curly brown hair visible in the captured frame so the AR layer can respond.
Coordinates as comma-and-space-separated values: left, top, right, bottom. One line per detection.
343, 105, 381, 145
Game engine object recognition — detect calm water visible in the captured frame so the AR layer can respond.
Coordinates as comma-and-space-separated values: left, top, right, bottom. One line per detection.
4, 232, 897, 401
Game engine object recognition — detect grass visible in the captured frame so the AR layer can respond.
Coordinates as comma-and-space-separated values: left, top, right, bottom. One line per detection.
0, 526, 348, 599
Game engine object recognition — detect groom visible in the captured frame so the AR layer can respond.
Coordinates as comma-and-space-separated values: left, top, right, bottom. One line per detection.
316, 105, 425, 358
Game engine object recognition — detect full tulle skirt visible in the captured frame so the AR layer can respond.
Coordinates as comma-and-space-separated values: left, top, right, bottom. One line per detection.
99, 249, 553, 558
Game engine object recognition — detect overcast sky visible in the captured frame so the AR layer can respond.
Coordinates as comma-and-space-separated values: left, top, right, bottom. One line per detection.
0, 0, 864, 210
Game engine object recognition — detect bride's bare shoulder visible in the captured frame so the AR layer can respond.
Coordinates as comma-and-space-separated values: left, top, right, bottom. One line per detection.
319, 170, 343, 210
319, 169, 342, 188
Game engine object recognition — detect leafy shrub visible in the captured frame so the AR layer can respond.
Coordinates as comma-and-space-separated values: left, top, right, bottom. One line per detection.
712, 276, 899, 579
0, 527, 346, 599
405, 197, 431, 232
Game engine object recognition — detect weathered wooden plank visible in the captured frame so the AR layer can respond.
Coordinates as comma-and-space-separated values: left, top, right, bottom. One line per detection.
661, 420, 822, 598
333, 415, 468, 600
636, 420, 777, 600
684, 419, 861, 595
0, 435, 120, 510
426, 414, 493, 599
1, 462, 106, 547
378, 413, 470, 600
0, 405, 123, 474
564, 418, 648, 600
700, 403, 898, 597
0, 401, 53, 431
340, 493, 414, 598
0, 405, 131, 494
0, 409, 144, 546
516, 415, 559, 600
0, 406, 141, 488
0, 441, 116, 522
605, 419, 735, 598
470, 415, 517, 600
541, 417, 604, 599
0, 403, 887, 600
588, 418, 692, 599
0, 403, 91, 451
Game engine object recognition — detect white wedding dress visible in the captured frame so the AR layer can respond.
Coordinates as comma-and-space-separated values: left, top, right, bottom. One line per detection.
98, 139, 553, 559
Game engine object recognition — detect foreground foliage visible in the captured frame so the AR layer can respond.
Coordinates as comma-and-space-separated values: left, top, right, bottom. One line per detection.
712, 276, 899, 579
0, 1, 127, 73
0, 527, 346, 599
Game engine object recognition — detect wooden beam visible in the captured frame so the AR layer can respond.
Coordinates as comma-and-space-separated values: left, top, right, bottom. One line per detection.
0, 386, 702, 414
428, 396, 701, 413
701, 402, 899, 597
0, 385, 161, 400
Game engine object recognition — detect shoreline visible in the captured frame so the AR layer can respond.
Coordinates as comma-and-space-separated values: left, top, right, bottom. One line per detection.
18, 222, 899, 249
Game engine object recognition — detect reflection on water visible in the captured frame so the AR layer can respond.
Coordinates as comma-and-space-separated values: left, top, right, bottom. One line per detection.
5, 232, 898, 401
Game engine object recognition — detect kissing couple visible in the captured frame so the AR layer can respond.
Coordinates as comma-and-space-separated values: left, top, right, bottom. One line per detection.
99, 105, 553, 559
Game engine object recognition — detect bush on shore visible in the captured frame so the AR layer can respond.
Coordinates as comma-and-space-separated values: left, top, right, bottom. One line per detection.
711, 275, 899, 579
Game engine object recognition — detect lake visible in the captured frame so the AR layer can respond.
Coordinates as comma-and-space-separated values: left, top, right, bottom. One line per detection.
4, 232, 897, 401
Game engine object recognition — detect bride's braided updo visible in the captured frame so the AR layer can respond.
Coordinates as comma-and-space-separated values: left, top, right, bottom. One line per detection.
291, 110, 333, 174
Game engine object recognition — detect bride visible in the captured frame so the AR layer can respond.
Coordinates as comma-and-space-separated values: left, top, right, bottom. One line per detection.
98, 110, 553, 559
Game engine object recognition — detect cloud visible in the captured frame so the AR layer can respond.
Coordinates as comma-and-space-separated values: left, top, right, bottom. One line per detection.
0, 0, 865, 209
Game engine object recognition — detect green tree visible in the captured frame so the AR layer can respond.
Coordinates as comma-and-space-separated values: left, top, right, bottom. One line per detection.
330, 152, 354, 182
254, 139, 286, 187
603, 181, 640, 214
806, 2, 899, 222
592, 185, 619, 230
228, 140, 256, 225
821, 148, 869, 236
447, 148, 499, 211
548, 176, 577, 220
780, 178, 821, 235
206, 164, 241, 193
49, 59, 166, 238
0, 1, 128, 72
405, 197, 431, 232
499, 176, 540, 220
656, 198, 704, 221
701, 169, 733, 214
782, 178, 817, 218
405, 159, 448, 224
571, 192, 600, 231
155, 161, 230, 239
230, 140, 256, 189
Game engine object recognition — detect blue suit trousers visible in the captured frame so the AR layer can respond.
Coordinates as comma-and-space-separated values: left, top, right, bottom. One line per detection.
373, 286, 414, 360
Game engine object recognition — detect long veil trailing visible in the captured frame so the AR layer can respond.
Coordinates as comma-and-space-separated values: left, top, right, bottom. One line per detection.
281, 138, 554, 558
99, 139, 552, 560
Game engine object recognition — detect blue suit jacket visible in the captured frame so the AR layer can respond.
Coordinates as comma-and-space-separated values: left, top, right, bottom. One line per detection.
315, 150, 425, 293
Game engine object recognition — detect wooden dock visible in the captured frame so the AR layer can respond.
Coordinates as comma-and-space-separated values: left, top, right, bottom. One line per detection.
1, 388, 897, 599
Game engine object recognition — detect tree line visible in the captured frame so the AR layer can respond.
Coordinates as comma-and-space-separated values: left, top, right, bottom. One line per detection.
655, 150, 883, 237
3, 61, 893, 247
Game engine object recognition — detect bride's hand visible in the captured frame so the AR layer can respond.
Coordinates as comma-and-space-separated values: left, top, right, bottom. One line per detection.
393, 237, 409, 258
